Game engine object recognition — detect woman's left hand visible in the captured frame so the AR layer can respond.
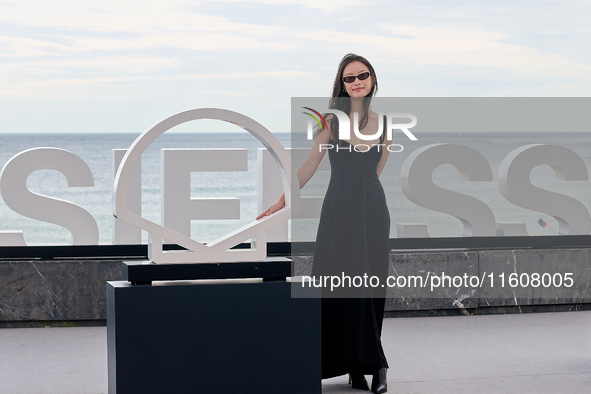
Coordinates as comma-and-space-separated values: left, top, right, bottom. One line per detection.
256, 193, 286, 220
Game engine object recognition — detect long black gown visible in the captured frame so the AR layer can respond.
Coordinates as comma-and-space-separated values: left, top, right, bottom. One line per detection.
311, 134, 390, 379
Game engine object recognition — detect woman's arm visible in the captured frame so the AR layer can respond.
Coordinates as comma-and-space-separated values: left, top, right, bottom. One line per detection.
256, 127, 331, 219
376, 142, 390, 177
296, 127, 331, 188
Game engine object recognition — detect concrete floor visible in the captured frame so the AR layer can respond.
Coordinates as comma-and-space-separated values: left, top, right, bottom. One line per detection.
1, 310, 590, 393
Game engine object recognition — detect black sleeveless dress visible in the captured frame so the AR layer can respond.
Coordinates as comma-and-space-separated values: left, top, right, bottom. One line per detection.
311, 133, 390, 378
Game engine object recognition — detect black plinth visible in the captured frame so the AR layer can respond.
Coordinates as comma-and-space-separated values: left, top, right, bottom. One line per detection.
107, 261, 320, 394
122, 258, 291, 285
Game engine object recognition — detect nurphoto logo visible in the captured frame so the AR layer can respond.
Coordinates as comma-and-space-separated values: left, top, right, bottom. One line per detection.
302, 107, 418, 153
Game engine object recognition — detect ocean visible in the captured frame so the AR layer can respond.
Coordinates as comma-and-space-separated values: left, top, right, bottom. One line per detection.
1, 132, 590, 244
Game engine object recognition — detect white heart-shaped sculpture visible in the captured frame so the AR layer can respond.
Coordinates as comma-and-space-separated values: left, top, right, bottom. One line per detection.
113, 108, 296, 264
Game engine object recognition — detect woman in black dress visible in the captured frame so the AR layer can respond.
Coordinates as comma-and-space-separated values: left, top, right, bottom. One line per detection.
258, 53, 390, 394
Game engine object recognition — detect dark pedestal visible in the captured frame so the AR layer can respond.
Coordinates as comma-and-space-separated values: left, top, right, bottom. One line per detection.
107, 270, 320, 393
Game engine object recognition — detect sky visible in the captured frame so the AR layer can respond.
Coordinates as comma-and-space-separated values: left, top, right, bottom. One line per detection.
1, 0, 590, 134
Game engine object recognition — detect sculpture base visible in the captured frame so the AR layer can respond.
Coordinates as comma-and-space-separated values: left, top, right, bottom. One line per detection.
107, 273, 320, 393
122, 258, 291, 284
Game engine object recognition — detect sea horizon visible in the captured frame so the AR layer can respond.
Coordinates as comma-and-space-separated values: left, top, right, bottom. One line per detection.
1, 131, 590, 245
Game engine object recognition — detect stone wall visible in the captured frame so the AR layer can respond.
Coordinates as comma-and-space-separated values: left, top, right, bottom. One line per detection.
2, 248, 591, 323
293, 247, 591, 315
0, 259, 124, 323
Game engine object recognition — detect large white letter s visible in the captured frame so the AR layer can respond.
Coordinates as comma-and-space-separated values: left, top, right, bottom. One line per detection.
0, 148, 99, 245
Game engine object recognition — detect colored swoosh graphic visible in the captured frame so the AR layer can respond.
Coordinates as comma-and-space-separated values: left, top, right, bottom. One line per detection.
302, 107, 328, 131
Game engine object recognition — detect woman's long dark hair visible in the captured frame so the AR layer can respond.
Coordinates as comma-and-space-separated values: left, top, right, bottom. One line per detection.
325, 53, 378, 141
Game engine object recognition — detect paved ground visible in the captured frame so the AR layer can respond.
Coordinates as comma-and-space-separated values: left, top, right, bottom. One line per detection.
1, 310, 590, 393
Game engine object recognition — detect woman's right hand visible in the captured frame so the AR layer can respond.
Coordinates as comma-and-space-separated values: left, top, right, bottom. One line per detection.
256, 193, 286, 220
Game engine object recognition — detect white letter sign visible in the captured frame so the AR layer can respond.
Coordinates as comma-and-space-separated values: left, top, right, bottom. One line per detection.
162, 149, 246, 237
498, 144, 591, 235
114, 108, 296, 264
400, 144, 496, 236
0, 148, 99, 245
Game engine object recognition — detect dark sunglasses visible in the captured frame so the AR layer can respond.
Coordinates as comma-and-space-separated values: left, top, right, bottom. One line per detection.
342, 72, 370, 83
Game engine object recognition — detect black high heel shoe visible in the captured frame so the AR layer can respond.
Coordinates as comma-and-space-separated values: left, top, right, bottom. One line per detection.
349, 372, 369, 391
371, 368, 387, 393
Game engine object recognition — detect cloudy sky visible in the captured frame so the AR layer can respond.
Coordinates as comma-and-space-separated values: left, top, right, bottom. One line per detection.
1, 0, 590, 134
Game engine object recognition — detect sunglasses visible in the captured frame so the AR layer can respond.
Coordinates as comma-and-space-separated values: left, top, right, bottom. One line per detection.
342, 72, 370, 83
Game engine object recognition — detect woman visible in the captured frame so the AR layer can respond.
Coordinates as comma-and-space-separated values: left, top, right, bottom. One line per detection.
258, 53, 390, 393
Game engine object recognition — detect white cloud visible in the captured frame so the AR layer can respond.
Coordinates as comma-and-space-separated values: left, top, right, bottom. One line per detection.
300, 25, 591, 78
206, 0, 367, 11
1, 1, 293, 57
66, 32, 292, 52
0, 69, 319, 98
182, 70, 318, 79
1, 0, 590, 120
4, 2, 588, 80
0, 36, 72, 57
1, 2, 287, 34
